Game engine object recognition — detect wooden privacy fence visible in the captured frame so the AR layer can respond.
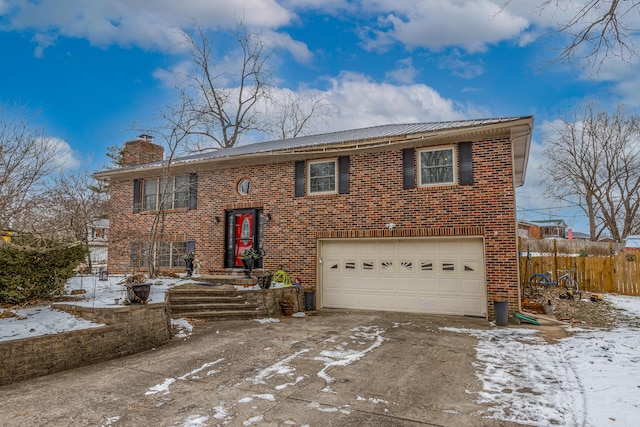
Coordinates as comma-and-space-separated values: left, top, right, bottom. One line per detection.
519, 252, 640, 296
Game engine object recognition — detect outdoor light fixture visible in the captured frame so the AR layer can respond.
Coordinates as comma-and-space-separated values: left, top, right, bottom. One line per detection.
214, 216, 220, 223
265, 213, 272, 222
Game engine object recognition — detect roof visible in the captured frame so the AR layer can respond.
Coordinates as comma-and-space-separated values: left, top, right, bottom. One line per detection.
529, 219, 568, 228
625, 235, 640, 248
95, 116, 533, 185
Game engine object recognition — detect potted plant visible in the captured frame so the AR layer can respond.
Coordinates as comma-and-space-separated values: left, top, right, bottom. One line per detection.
240, 248, 262, 278
121, 274, 152, 304
279, 294, 296, 316
184, 251, 195, 277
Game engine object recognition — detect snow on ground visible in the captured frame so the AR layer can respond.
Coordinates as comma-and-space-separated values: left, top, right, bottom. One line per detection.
2, 273, 639, 426
0, 274, 192, 342
444, 293, 640, 427
0, 305, 105, 341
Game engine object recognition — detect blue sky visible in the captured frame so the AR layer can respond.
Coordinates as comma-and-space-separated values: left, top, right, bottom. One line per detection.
1, 0, 639, 234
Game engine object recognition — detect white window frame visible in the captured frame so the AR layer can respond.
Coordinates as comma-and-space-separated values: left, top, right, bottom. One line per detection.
418, 146, 457, 187
308, 159, 338, 195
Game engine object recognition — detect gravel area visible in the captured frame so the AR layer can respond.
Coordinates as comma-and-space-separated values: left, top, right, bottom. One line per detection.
525, 287, 640, 330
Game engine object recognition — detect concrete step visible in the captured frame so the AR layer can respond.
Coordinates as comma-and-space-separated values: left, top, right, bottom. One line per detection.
170, 309, 268, 320
170, 302, 260, 312
168, 295, 245, 304
167, 283, 267, 321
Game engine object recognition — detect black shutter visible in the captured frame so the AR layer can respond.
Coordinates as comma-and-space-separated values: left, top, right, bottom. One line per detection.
402, 149, 415, 189
294, 161, 305, 197
133, 179, 141, 213
458, 142, 473, 185
338, 156, 350, 194
189, 173, 198, 210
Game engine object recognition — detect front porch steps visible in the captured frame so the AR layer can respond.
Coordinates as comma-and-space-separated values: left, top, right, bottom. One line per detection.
167, 281, 268, 321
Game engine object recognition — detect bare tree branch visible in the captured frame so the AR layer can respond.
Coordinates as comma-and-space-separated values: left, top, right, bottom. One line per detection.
542, 102, 640, 241
0, 107, 61, 233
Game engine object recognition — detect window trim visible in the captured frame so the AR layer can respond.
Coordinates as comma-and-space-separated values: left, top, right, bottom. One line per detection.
140, 175, 191, 211
307, 158, 338, 195
237, 178, 251, 195
417, 146, 457, 187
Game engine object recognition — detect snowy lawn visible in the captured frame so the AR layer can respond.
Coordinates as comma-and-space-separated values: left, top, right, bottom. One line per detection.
444, 294, 640, 426
0, 274, 190, 342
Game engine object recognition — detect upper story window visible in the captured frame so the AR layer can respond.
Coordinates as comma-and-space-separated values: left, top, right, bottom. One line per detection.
308, 159, 337, 194
142, 175, 190, 211
419, 146, 456, 186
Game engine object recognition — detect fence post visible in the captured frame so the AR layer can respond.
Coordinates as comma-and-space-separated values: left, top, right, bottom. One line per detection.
553, 239, 558, 282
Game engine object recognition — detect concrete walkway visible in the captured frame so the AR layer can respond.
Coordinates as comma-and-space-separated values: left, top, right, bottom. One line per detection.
0, 310, 529, 426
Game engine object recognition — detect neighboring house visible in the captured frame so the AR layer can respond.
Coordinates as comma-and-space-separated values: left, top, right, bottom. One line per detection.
624, 235, 640, 252
94, 117, 534, 319
88, 219, 109, 271
569, 231, 590, 240
528, 219, 567, 239
517, 221, 542, 239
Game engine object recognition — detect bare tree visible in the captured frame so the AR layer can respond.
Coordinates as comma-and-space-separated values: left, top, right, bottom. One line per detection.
176, 22, 273, 150
45, 171, 109, 269
175, 22, 331, 151
0, 107, 62, 233
265, 88, 332, 140
542, 103, 640, 241
137, 101, 197, 277
512, 0, 640, 68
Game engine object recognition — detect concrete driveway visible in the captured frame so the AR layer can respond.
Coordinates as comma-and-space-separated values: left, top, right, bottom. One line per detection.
0, 310, 526, 426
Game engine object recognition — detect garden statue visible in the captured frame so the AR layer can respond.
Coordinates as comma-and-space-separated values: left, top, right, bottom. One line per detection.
192, 255, 202, 277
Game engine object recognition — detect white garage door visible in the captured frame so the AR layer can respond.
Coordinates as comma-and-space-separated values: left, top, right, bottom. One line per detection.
320, 238, 486, 317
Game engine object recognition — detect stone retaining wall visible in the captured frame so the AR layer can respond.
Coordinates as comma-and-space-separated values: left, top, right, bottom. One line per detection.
0, 303, 171, 386
242, 287, 310, 317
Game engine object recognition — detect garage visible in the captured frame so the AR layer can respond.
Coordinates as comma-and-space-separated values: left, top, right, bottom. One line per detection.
320, 237, 486, 317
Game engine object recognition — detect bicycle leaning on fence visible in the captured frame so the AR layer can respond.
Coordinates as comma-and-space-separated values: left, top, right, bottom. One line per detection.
523, 268, 580, 299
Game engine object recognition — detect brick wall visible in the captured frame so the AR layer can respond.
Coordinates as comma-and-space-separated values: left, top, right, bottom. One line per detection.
0, 303, 171, 386
107, 135, 520, 317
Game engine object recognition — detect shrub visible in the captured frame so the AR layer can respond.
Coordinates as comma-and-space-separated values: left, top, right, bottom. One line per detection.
0, 238, 87, 304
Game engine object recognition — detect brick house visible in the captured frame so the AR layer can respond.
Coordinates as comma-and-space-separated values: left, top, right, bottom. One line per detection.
94, 117, 533, 319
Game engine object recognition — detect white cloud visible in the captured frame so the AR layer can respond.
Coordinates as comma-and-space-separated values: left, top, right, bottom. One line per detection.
4, 0, 294, 54
438, 50, 485, 79
265, 30, 314, 64
385, 57, 419, 84
42, 137, 83, 170
320, 71, 466, 131
31, 33, 56, 58
359, 0, 529, 53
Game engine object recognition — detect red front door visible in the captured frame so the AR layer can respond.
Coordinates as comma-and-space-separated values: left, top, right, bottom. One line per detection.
234, 213, 253, 266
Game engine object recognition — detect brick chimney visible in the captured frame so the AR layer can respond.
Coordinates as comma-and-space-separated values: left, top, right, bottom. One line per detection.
123, 134, 164, 166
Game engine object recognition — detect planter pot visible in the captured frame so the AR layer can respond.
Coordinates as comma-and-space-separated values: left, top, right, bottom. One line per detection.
126, 283, 151, 304
258, 273, 273, 289
280, 302, 293, 316
184, 258, 194, 276
241, 258, 256, 278
543, 304, 554, 315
